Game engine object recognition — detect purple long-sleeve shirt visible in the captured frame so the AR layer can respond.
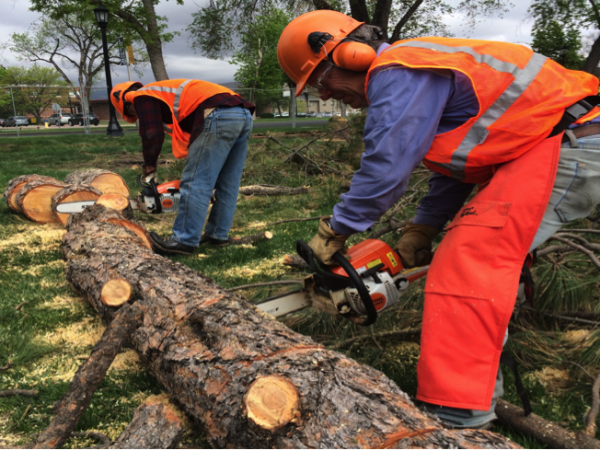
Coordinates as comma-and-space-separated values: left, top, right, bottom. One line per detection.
330, 44, 479, 235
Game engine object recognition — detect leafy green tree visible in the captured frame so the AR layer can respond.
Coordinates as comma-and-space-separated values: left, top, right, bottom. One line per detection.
529, 0, 600, 73
230, 8, 291, 112
531, 20, 585, 70
0, 65, 67, 121
29, 0, 182, 81
5, 12, 147, 101
188, 0, 513, 59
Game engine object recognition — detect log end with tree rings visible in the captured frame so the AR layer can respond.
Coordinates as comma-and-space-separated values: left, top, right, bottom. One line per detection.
244, 375, 301, 431
100, 279, 132, 307
52, 185, 103, 226
64, 169, 129, 197
4, 175, 57, 212
105, 218, 152, 249
17, 179, 67, 223
96, 193, 129, 211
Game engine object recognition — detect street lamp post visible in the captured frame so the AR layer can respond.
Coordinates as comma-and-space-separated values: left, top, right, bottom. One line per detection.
94, 2, 123, 137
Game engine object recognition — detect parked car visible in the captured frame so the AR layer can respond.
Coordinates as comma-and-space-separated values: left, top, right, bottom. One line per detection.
0, 118, 5, 126
68, 113, 100, 126
47, 113, 73, 126
3, 116, 29, 127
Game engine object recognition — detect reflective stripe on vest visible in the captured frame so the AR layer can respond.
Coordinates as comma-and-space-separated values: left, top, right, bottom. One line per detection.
138, 79, 193, 122
388, 41, 547, 180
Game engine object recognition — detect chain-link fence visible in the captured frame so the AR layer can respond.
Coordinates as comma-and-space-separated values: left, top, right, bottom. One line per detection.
0, 85, 348, 137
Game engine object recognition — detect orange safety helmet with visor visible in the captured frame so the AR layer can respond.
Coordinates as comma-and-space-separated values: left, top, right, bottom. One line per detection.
110, 81, 144, 123
277, 10, 379, 96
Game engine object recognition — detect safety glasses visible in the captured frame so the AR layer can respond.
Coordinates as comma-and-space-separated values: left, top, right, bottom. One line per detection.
307, 61, 337, 91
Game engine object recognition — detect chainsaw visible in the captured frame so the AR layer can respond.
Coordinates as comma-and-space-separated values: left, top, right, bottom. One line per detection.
56, 175, 182, 215
256, 239, 428, 326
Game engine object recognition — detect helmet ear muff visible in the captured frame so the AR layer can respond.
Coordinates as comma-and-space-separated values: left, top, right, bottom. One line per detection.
332, 41, 377, 72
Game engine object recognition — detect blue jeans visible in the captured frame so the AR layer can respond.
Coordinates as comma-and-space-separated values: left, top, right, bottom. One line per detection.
428, 133, 600, 428
172, 106, 252, 246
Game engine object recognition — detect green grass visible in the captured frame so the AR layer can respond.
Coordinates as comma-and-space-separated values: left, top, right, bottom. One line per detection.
0, 124, 599, 448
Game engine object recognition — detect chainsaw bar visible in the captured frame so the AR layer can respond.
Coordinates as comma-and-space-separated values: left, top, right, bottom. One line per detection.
255, 289, 312, 318
55, 198, 140, 214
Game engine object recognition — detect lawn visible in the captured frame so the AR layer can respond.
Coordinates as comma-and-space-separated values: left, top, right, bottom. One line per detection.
0, 123, 599, 448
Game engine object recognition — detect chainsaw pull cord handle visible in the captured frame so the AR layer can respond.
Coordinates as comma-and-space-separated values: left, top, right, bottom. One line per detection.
136, 174, 162, 214
331, 252, 378, 327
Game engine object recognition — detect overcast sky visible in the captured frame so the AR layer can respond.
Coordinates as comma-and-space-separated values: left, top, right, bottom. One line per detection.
1, 0, 535, 86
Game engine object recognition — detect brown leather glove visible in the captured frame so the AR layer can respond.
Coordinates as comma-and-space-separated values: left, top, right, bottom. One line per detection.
308, 217, 350, 265
142, 165, 158, 184
394, 221, 440, 268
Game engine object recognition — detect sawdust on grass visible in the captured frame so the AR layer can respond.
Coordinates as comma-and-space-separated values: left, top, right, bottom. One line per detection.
0, 223, 65, 254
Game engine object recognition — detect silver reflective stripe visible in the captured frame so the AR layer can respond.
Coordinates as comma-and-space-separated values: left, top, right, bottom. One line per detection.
163, 122, 173, 133
138, 85, 177, 94
389, 41, 548, 179
173, 79, 193, 121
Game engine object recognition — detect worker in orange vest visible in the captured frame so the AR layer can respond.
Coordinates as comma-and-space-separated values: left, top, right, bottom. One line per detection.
278, 10, 600, 429
110, 80, 255, 255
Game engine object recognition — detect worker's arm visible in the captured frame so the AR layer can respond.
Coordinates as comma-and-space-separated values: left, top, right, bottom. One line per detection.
330, 67, 454, 235
414, 173, 476, 230
134, 96, 165, 179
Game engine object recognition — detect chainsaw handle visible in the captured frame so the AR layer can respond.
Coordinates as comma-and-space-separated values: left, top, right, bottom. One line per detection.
136, 174, 161, 214
331, 252, 378, 327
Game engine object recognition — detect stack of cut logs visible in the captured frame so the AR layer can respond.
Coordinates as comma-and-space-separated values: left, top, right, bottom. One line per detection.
3, 169, 130, 227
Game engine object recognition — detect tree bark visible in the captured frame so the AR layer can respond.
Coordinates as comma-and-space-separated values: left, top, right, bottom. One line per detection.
495, 399, 600, 449
110, 398, 183, 449
51, 184, 103, 226
4, 175, 57, 212
60, 205, 519, 449
64, 169, 129, 197
33, 304, 142, 449
390, 0, 426, 42
583, 33, 600, 74
141, 0, 169, 81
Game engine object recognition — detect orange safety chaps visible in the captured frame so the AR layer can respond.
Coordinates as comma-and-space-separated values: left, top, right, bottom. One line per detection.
416, 134, 562, 410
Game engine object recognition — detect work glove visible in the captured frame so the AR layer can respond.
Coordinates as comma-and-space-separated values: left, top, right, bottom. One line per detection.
394, 221, 440, 268
142, 165, 158, 185
308, 217, 350, 265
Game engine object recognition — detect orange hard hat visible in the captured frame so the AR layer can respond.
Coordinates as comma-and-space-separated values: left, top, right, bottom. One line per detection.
277, 10, 363, 96
110, 81, 143, 123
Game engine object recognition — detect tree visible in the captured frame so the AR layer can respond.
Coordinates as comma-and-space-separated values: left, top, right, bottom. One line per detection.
531, 20, 585, 70
29, 0, 182, 81
529, 0, 600, 73
5, 12, 146, 101
230, 8, 291, 112
0, 65, 67, 121
187, 0, 513, 59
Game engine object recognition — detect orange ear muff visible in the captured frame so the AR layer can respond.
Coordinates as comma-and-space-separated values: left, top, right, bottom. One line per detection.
332, 41, 377, 72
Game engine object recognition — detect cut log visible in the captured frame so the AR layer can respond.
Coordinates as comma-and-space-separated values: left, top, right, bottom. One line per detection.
60, 205, 519, 449
244, 375, 300, 431
282, 254, 311, 271
96, 193, 132, 214
238, 185, 309, 196
101, 279, 132, 307
64, 169, 129, 197
106, 219, 151, 249
495, 398, 600, 449
33, 304, 142, 449
4, 175, 58, 212
16, 179, 68, 223
110, 397, 184, 449
51, 184, 103, 226
228, 231, 273, 246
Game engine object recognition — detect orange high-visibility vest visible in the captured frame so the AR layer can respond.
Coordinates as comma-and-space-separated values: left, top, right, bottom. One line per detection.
125, 79, 239, 158
366, 38, 600, 183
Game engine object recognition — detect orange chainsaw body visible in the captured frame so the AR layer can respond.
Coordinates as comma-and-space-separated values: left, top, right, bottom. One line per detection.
331, 239, 403, 278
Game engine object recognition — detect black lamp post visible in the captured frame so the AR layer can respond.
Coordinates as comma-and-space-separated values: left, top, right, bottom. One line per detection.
94, 2, 123, 137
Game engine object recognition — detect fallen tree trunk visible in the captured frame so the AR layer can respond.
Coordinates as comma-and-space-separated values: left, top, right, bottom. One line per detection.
110, 397, 184, 449
228, 231, 273, 246
238, 185, 309, 196
495, 398, 600, 448
64, 169, 129, 197
3, 175, 57, 212
60, 205, 519, 449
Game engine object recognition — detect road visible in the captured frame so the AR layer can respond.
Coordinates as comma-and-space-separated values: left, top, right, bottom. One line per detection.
0, 119, 330, 137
